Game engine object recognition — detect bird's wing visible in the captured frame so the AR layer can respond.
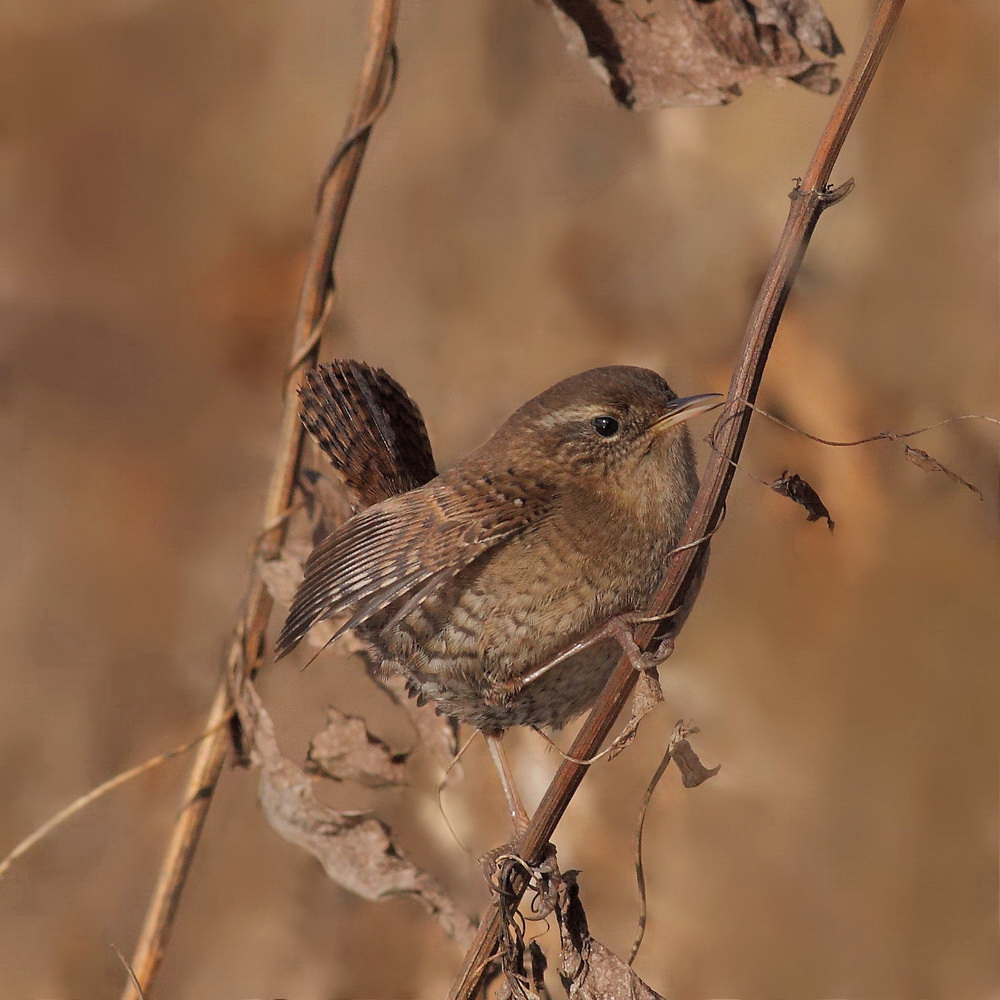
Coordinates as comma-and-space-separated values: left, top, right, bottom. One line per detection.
275, 472, 552, 658
299, 360, 437, 509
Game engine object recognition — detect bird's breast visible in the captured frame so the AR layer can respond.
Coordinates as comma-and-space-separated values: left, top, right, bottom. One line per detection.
374, 494, 674, 676
362, 476, 690, 731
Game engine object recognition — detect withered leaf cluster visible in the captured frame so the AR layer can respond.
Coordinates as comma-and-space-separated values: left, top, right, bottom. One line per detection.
557, 870, 666, 1000
306, 706, 408, 788
493, 853, 669, 1000
230, 661, 475, 948
246, 513, 472, 947
545, 0, 842, 109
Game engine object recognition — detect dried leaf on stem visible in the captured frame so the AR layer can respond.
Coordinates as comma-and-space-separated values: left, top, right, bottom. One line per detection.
233, 676, 476, 947
306, 707, 409, 788
903, 445, 984, 500
630, 721, 718, 964
545, 0, 842, 109
558, 871, 666, 1000
770, 469, 836, 530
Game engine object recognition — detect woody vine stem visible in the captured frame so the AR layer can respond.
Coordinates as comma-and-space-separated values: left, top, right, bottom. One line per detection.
119, 3, 400, 998
448, 0, 907, 996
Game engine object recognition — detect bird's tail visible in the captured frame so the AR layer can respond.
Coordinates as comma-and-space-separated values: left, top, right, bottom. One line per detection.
299, 360, 438, 510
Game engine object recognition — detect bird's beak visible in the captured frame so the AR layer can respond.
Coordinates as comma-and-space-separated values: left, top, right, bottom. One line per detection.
647, 393, 724, 435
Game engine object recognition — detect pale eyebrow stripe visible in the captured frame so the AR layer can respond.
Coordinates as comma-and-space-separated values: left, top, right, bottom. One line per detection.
533, 404, 621, 430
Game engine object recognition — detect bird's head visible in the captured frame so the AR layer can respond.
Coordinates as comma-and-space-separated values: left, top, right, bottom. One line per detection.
496, 366, 721, 489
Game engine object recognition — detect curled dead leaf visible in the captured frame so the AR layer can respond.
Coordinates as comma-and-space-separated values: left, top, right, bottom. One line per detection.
630, 720, 719, 962
770, 469, 835, 531
607, 666, 664, 762
903, 445, 984, 500
545, 0, 841, 110
307, 706, 408, 788
558, 871, 666, 999
667, 721, 720, 789
231, 676, 475, 948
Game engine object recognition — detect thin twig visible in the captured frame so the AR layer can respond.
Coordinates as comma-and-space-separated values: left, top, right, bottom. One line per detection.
436, 730, 479, 858
709, 399, 1000, 448
728, 399, 1000, 448
704, 402, 999, 496
118, 5, 401, 998
447, 2, 907, 995
110, 943, 145, 1000
0, 720, 229, 882
627, 722, 694, 966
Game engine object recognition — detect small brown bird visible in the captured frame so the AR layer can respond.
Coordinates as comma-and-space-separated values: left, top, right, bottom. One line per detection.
277, 361, 719, 829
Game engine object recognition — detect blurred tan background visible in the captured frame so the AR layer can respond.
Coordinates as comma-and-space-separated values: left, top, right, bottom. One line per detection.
2, 1, 997, 997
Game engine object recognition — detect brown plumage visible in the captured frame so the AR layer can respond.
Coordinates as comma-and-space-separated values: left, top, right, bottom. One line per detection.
280, 360, 720, 828
278, 361, 717, 738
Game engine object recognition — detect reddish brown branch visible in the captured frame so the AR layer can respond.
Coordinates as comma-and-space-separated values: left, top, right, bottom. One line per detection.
447, 1, 906, 996
118, 5, 400, 998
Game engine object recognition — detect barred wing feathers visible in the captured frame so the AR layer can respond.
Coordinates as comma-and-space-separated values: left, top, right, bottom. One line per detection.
275, 473, 551, 658
300, 360, 437, 509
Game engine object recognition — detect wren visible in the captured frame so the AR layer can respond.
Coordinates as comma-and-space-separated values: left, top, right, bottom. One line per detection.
276, 361, 719, 829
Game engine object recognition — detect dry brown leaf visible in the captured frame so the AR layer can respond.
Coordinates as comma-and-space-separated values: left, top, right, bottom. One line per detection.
633, 666, 664, 721
257, 540, 350, 652
300, 467, 354, 542
231, 677, 476, 948
667, 722, 720, 789
367, 664, 462, 773
903, 445, 984, 500
545, 0, 841, 110
770, 469, 835, 530
306, 706, 408, 788
557, 871, 667, 999
607, 666, 664, 762
256, 539, 312, 607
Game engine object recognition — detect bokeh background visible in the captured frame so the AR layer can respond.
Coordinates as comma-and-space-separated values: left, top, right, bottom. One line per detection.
2, 2, 997, 997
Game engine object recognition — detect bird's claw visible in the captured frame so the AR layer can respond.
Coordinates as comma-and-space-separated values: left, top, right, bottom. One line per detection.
638, 633, 675, 671
479, 841, 522, 883
607, 615, 674, 674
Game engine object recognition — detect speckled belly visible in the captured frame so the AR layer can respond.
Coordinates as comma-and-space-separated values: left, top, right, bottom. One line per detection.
361, 556, 647, 732
369, 631, 622, 732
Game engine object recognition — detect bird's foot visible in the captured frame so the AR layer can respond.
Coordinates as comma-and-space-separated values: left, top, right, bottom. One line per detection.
605, 613, 675, 672
478, 841, 523, 883
479, 841, 560, 920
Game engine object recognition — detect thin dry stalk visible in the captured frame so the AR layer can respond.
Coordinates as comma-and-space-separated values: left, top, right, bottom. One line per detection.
0, 721, 229, 882
447, 1, 907, 996
110, 943, 145, 1000
118, 4, 401, 998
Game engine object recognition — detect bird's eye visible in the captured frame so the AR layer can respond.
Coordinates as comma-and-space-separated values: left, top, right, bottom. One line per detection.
592, 415, 620, 438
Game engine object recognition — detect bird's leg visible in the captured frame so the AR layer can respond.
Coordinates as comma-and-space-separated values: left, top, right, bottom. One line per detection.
513, 609, 678, 691
484, 731, 530, 838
